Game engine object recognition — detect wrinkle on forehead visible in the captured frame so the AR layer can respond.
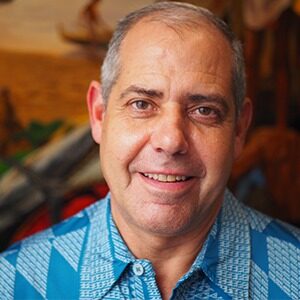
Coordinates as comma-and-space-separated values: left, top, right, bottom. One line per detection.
122, 20, 232, 73
116, 20, 234, 103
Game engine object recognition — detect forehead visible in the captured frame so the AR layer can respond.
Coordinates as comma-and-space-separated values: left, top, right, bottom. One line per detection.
116, 19, 233, 99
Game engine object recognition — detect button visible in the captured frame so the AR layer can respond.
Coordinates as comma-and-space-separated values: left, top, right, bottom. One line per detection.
133, 262, 144, 276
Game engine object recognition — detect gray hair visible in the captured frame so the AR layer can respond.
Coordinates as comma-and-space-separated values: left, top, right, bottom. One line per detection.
101, 1, 246, 115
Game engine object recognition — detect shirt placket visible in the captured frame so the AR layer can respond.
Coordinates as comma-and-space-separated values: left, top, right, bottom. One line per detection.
130, 259, 162, 300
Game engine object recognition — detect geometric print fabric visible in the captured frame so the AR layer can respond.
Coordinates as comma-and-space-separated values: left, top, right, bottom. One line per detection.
53, 228, 86, 272
268, 237, 300, 299
0, 190, 300, 299
0, 256, 15, 299
17, 239, 52, 298
249, 261, 269, 300
215, 195, 250, 300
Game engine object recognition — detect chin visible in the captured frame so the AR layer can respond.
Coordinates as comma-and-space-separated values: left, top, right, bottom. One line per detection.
135, 205, 197, 237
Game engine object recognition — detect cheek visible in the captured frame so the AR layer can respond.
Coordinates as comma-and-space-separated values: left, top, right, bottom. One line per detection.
102, 118, 151, 168
200, 131, 235, 171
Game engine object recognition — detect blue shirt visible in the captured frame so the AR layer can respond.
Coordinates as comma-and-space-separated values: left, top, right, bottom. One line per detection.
0, 190, 300, 299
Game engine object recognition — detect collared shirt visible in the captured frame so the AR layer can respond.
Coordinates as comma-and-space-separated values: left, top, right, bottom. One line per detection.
0, 190, 300, 299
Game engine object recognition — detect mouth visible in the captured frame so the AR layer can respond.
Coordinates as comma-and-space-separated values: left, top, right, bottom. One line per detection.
141, 173, 192, 183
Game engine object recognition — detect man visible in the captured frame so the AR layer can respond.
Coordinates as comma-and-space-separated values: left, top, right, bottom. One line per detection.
1, 2, 299, 299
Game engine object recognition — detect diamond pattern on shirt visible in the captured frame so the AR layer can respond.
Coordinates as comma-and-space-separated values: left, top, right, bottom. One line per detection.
0, 257, 15, 299
110, 217, 133, 263
16, 237, 52, 298
80, 199, 126, 300
174, 273, 224, 300
86, 199, 111, 259
53, 227, 86, 271
1, 191, 300, 299
249, 261, 268, 300
244, 205, 272, 233
81, 264, 115, 300
215, 194, 250, 299
80, 243, 116, 299
267, 236, 300, 299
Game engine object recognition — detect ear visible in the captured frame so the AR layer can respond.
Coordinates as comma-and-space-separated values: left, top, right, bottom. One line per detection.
234, 97, 253, 160
87, 80, 106, 144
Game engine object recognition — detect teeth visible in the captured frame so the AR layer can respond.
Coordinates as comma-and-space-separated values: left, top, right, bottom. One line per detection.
144, 173, 187, 182
158, 174, 167, 182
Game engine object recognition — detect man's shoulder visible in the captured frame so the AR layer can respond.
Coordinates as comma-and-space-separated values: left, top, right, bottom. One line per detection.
239, 205, 300, 299
225, 190, 300, 247
0, 197, 108, 267
242, 204, 300, 248
0, 198, 108, 299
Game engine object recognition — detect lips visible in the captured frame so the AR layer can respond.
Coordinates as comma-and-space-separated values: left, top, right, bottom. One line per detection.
142, 173, 190, 182
139, 171, 196, 195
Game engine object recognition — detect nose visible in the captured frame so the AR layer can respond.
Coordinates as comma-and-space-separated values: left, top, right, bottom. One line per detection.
150, 107, 188, 156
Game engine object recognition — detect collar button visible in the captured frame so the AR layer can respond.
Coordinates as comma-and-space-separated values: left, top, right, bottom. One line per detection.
133, 262, 144, 276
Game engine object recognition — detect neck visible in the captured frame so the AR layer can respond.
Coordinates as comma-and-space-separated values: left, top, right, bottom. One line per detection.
111, 203, 220, 299
133, 232, 207, 300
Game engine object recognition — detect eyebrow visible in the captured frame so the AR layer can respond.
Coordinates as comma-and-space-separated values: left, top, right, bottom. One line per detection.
120, 85, 230, 113
120, 85, 164, 100
187, 93, 229, 114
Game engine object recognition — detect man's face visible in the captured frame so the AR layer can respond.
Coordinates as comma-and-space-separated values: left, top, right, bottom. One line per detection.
88, 20, 251, 237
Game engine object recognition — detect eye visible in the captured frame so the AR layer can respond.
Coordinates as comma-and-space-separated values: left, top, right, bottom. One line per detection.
132, 100, 152, 110
189, 105, 222, 124
194, 106, 219, 117
127, 99, 157, 118
197, 107, 215, 116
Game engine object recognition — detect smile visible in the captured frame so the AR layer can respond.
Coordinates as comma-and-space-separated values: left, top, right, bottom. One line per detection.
142, 173, 190, 182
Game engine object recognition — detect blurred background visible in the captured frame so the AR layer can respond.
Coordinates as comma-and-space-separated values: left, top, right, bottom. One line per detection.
0, 0, 299, 250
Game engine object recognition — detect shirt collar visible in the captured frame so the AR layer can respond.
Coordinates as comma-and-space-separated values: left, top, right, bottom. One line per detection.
82, 191, 251, 299
200, 190, 251, 299
81, 193, 133, 299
